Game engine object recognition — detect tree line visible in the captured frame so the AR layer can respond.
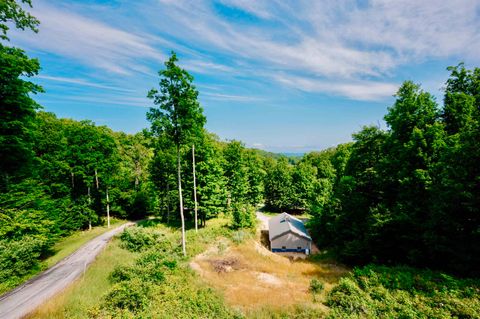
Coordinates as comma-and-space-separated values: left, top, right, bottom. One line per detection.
261, 65, 480, 277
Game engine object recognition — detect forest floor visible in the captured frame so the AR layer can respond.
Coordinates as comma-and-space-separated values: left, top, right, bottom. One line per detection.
0, 222, 134, 319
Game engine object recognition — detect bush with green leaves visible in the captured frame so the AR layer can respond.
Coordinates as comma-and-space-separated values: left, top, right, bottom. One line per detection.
309, 278, 324, 301
231, 203, 256, 229
326, 265, 480, 318
97, 224, 240, 318
119, 226, 165, 252
103, 278, 151, 314
0, 235, 50, 281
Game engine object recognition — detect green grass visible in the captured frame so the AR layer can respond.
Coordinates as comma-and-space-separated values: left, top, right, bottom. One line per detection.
28, 237, 136, 319
45, 218, 126, 268
0, 218, 126, 296
30, 215, 238, 319
261, 210, 312, 219
25, 216, 480, 318
326, 265, 480, 318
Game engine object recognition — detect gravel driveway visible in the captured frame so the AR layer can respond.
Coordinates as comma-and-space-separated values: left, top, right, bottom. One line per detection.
0, 222, 134, 319
256, 211, 270, 230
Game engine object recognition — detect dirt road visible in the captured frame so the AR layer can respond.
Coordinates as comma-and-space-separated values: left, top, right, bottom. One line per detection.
256, 211, 270, 230
0, 222, 134, 319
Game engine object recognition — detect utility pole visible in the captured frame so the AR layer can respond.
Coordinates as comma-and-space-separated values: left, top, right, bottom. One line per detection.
87, 186, 92, 230
106, 187, 110, 228
193, 144, 198, 232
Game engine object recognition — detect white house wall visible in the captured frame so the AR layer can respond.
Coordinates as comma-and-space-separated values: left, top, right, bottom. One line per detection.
271, 232, 311, 251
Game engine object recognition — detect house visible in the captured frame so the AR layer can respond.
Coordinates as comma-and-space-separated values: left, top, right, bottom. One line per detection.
268, 212, 312, 254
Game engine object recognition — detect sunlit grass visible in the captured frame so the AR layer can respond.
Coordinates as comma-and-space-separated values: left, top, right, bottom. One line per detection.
27, 215, 347, 318
0, 219, 127, 296
45, 218, 126, 268
192, 238, 348, 317
27, 237, 136, 319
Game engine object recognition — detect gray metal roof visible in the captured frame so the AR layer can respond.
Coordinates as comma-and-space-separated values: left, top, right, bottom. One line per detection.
268, 212, 312, 241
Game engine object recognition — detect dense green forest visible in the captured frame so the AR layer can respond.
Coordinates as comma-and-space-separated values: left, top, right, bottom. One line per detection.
1, 1, 479, 316
260, 67, 480, 277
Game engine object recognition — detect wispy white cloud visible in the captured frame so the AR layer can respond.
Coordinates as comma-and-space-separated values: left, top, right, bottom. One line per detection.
38, 75, 136, 92
272, 74, 398, 101
180, 59, 235, 74
45, 93, 149, 108
201, 92, 265, 102
143, 0, 480, 99
14, 1, 163, 75
16, 0, 480, 102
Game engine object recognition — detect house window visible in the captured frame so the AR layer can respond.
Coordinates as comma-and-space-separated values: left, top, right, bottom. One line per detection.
297, 247, 302, 250
282, 246, 286, 250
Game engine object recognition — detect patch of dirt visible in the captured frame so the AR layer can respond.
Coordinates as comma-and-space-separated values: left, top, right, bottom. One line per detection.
255, 272, 282, 287
209, 257, 242, 273
190, 238, 349, 312
189, 261, 205, 276
254, 241, 271, 256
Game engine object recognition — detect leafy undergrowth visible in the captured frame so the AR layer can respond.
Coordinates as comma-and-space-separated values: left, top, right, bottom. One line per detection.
326, 265, 480, 318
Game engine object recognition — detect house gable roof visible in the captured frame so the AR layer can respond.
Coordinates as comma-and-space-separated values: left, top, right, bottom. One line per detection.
268, 212, 312, 241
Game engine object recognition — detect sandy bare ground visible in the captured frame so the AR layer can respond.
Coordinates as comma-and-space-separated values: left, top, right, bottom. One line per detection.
190, 238, 347, 313
189, 214, 347, 313
0, 222, 134, 319
256, 211, 270, 230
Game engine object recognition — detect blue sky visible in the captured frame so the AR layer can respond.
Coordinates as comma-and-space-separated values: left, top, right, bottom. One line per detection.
9, 0, 480, 152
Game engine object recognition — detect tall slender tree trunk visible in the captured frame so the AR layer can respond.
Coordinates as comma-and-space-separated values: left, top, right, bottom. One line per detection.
166, 182, 170, 224
193, 144, 198, 232
177, 146, 186, 256
95, 169, 99, 189
71, 171, 75, 190
106, 187, 110, 229
87, 186, 92, 230
134, 161, 140, 191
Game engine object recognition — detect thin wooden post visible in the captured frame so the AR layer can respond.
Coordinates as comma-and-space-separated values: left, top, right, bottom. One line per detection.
106, 187, 110, 229
87, 186, 92, 230
177, 147, 186, 256
193, 144, 198, 232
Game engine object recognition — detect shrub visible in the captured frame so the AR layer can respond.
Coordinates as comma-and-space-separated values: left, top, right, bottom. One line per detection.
231, 230, 251, 244
231, 203, 256, 229
103, 279, 151, 313
109, 265, 135, 283
326, 265, 480, 318
0, 236, 50, 281
309, 278, 324, 301
119, 226, 164, 251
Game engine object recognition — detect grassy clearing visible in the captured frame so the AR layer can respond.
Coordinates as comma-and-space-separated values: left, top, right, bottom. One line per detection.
0, 219, 126, 296
27, 237, 136, 319
29, 215, 237, 319
192, 238, 347, 317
